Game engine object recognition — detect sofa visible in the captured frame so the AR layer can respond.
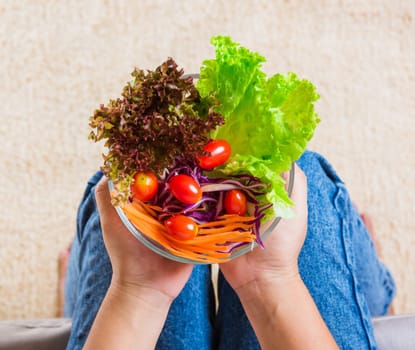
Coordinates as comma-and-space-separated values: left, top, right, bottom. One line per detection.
0, 315, 414, 350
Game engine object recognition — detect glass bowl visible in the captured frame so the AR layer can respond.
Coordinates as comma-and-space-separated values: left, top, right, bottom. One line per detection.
109, 164, 295, 264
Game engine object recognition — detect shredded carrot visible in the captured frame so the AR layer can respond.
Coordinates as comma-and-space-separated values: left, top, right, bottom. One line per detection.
131, 200, 162, 217
198, 215, 255, 228
120, 200, 257, 263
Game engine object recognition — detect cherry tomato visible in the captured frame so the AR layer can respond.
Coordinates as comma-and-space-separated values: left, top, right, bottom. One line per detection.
130, 171, 159, 201
198, 139, 231, 170
164, 215, 198, 241
224, 189, 247, 216
168, 174, 202, 204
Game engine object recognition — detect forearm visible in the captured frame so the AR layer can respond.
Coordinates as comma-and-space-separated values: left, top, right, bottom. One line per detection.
237, 274, 339, 350
83, 282, 171, 350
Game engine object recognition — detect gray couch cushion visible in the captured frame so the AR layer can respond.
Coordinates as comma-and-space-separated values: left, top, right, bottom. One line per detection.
1, 315, 415, 349
0, 318, 71, 350
373, 314, 415, 350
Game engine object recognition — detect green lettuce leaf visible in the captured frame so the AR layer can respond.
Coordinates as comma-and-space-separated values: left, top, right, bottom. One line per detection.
197, 35, 320, 219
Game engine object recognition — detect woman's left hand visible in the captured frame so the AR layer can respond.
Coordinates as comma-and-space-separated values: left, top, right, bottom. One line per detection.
95, 177, 194, 302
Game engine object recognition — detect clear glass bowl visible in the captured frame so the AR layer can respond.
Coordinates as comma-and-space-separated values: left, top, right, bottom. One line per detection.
109, 164, 295, 264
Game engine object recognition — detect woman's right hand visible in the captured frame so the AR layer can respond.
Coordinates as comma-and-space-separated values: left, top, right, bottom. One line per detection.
219, 164, 339, 350
219, 163, 308, 294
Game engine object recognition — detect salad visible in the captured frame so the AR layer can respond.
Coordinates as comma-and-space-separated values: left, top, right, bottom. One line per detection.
89, 36, 320, 263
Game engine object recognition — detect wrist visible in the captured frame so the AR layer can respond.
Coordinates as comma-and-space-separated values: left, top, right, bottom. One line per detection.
84, 279, 172, 350
235, 268, 302, 312
108, 280, 173, 316
235, 274, 305, 338
232, 270, 339, 350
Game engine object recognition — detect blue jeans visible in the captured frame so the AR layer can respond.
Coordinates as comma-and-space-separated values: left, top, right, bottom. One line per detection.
64, 151, 395, 350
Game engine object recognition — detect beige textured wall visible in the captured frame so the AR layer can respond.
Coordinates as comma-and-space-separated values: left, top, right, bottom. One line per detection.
0, 0, 414, 319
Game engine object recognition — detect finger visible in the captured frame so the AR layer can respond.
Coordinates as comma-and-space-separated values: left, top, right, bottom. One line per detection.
94, 176, 117, 225
281, 170, 290, 190
94, 176, 132, 254
290, 164, 308, 217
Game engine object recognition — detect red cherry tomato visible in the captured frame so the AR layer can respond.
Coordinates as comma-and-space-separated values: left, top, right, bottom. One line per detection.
198, 139, 231, 169
164, 215, 198, 241
224, 189, 247, 216
168, 174, 202, 204
130, 171, 159, 201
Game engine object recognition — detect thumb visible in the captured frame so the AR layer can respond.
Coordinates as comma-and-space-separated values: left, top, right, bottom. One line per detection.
94, 177, 116, 225
290, 164, 308, 218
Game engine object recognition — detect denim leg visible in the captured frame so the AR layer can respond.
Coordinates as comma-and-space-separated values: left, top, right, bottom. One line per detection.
64, 171, 215, 350
216, 151, 396, 350
344, 204, 395, 316
215, 270, 259, 350
64, 171, 112, 350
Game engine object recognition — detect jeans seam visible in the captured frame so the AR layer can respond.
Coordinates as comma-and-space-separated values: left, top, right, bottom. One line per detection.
336, 186, 377, 350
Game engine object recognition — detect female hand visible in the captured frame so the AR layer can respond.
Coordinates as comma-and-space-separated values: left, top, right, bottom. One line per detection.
218, 165, 339, 350
84, 178, 194, 350
94, 177, 193, 301
219, 163, 308, 293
